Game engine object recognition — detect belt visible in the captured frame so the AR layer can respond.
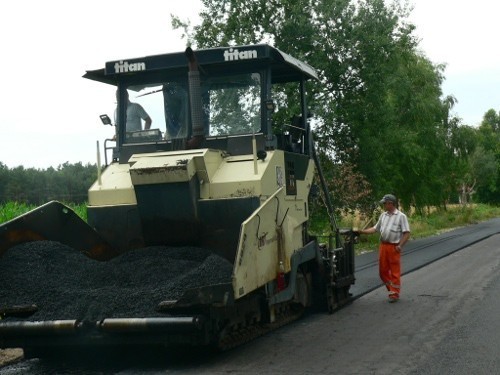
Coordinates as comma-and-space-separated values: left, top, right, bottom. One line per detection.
381, 241, 398, 245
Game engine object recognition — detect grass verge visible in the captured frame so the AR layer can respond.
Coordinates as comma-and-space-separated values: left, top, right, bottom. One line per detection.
339, 204, 500, 253
0, 202, 87, 223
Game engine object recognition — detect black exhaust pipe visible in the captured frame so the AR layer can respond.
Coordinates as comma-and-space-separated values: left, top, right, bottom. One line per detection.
185, 47, 205, 149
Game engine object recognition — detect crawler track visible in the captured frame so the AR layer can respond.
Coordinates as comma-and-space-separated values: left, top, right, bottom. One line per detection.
218, 303, 305, 351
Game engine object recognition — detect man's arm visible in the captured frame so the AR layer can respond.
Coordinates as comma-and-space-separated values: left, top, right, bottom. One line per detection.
135, 104, 152, 130
398, 231, 410, 247
359, 227, 377, 235
395, 231, 410, 252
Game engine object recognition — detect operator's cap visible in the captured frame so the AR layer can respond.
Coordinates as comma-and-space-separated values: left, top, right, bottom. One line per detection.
379, 194, 397, 204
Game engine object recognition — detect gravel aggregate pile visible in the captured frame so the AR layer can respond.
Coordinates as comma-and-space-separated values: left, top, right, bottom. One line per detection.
0, 241, 233, 322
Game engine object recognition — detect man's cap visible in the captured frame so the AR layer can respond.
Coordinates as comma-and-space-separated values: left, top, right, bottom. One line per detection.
380, 194, 397, 204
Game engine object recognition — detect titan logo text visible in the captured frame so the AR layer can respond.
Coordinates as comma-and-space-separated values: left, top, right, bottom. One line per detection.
114, 61, 146, 73
223, 48, 258, 61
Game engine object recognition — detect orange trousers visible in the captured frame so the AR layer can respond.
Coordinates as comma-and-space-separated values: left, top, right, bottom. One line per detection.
378, 243, 401, 298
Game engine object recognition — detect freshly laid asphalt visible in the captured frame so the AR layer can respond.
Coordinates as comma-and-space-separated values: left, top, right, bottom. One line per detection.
351, 216, 500, 297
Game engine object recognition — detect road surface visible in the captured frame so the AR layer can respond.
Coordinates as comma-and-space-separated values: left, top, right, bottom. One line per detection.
1, 219, 499, 374
186, 233, 500, 375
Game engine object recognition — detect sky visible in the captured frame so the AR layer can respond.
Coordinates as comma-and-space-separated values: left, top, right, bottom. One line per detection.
1, 0, 499, 169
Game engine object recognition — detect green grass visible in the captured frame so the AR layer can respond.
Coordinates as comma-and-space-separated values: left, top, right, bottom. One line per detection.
0, 202, 33, 223
0, 201, 87, 223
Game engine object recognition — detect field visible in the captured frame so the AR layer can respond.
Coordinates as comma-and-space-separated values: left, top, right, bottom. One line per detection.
1, 201, 499, 254
0, 201, 87, 223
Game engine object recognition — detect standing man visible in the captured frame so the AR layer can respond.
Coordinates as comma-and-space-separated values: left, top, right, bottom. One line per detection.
116, 90, 152, 132
359, 194, 410, 302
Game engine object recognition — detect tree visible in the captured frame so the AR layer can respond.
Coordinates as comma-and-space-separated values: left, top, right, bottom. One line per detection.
466, 147, 497, 203
0, 162, 8, 203
445, 121, 478, 205
474, 109, 500, 203
481, 109, 500, 132
0, 162, 97, 204
173, 0, 456, 213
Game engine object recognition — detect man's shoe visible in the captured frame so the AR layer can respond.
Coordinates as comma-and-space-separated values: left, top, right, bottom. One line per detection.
388, 295, 399, 303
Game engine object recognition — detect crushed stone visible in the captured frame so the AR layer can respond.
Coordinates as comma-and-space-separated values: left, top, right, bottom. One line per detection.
0, 241, 233, 322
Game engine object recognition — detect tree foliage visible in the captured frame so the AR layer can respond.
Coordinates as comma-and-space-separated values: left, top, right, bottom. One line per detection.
173, 0, 470, 213
0, 162, 97, 204
475, 110, 500, 203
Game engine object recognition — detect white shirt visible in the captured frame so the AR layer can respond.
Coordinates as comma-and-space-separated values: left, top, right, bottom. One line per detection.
375, 209, 410, 243
126, 102, 149, 131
